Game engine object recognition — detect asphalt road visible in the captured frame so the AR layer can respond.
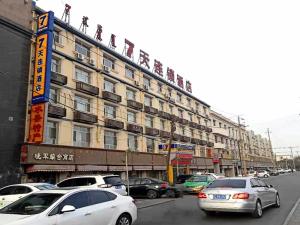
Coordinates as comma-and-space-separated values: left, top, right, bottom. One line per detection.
135, 173, 300, 225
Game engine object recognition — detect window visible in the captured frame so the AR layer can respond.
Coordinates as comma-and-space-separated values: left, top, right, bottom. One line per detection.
195, 103, 199, 111
168, 88, 172, 97
144, 96, 152, 107
190, 129, 194, 137
145, 115, 153, 128
104, 104, 116, 119
53, 30, 61, 44
203, 106, 207, 115
206, 133, 210, 141
158, 83, 163, 93
104, 80, 115, 93
187, 98, 191, 106
103, 56, 115, 69
143, 76, 151, 88
219, 122, 222, 128
224, 125, 227, 129
208, 180, 246, 189
127, 111, 136, 123
199, 131, 203, 140
169, 105, 174, 114
177, 93, 182, 102
51, 58, 60, 73
45, 121, 57, 144
146, 138, 155, 152
215, 135, 218, 143
88, 190, 111, 205
197, 117, 201, 124
75, 68, 90, 84
128, 134, 138, 151
160, 120, 165, 130
75, 41, 89, 57
74, 95, 90, 112
104, 131, 117, 149
126, 89, 136, 100
181, 126, 185, 135
59, 191, 89, 209
125, 67, 134, 79
178, 109, 183, 118
49, 88, 58, 103
0, 186, 16, 196
159, 101, 164, 111
189, 113, 193, 122
73, 126, 90, 147
213, 120, 216, 126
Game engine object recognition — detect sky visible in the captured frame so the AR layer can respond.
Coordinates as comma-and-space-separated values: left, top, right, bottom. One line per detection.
35, 0, 300, 155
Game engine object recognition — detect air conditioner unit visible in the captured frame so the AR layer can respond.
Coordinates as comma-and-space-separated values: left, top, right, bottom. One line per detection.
76, 52, 84, 61
103, 65, 111, 73
143, 85, 149, 91
89, 58, 95, 66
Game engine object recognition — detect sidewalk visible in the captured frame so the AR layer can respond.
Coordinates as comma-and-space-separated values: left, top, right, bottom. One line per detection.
283, 197, 300, 225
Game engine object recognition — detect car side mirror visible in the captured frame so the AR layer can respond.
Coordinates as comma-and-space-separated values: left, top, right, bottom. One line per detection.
60, 205, 76, 214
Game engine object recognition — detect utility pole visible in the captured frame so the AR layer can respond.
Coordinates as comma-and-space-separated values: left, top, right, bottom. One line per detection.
266, 128, 275, 169
166, 120, 176, 185
237, 116, 244, 176
125, 149, 130, 196
290, 147, 296, 171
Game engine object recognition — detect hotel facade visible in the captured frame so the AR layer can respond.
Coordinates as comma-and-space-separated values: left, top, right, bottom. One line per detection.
20, 6, 273, 183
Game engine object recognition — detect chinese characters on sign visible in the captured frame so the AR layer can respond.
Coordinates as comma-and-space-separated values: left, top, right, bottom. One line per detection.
33, 152, 74, 161
28, 103, 46, 143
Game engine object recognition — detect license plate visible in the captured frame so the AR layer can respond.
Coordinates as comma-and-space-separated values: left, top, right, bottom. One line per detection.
213, 194, 226, 200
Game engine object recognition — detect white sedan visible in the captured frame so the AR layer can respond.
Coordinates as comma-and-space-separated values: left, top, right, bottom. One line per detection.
0, 188, 137, 225
0, 183, 55, 209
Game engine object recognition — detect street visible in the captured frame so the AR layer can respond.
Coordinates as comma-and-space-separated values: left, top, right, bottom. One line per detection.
136, 173, 300, 225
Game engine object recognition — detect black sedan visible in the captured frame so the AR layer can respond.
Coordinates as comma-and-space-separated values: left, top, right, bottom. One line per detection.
126, 177, 182, 199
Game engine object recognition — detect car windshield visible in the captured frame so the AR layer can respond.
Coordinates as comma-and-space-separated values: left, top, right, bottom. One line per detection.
207, 179, 246, 188
33, 184, 56, 190
187, 176, 207, 182
104, 176, 123, 186
0, 193, 64, 215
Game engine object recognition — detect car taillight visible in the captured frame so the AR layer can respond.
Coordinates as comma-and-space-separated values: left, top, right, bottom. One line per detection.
161, 182, 168, 189
232, 193, 249, 199
198, 192, 207, 199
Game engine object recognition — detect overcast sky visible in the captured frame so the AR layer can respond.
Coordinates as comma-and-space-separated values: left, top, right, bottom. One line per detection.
36, 0, 300, 155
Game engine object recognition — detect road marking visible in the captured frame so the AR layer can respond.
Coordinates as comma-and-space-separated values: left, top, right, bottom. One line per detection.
282, 196, 300, 225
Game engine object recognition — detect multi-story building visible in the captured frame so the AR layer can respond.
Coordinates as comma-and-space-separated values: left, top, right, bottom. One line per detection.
20, 7, 217, 183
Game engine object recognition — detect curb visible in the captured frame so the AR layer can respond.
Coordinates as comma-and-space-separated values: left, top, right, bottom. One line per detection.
137, 199, 175, 210
282, 197, 300, 225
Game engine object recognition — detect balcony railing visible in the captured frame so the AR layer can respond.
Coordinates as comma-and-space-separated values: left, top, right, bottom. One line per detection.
145, 127, 159, 136
127, 100, 143, 110
144, 106, 158, 115
180, 135, 190, 143
158, 111, 171, 120
73, 111, 98, 124
178, 118, 189, 125
48, 105, 66, 118
199, 140, 207, 146
127, 123, 143, 133
51, 71, 67, 85
172, 133, 180, 141
104, 118, 124, 129
207, 142, 214, 147
159, 130, 171, 138
189, 121, 198, 128
212, 127, 229, 136
76, 81, 99, 96
191, 138, 200, 145
102, 91, 122, 103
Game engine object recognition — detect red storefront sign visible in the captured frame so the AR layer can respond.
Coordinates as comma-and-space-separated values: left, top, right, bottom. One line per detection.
28, 103, 46, 143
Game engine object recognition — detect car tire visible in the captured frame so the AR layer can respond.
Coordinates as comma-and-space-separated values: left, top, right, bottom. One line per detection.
147, 190, 158, 199
274, 194, 280, 208
252, 200, 263, 218
264, 174, 268, 178
166, 189, 176, 198
203, 210, 216, 216
116, 213, 131, 225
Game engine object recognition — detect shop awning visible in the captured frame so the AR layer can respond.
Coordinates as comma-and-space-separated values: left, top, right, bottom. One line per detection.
26, 165, 76, 173
76, 165, 108, 171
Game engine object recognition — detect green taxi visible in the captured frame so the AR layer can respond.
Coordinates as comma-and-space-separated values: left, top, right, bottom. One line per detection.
183, 174, 216, 193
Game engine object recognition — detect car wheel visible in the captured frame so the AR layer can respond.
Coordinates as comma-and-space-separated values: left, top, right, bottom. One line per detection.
264, 174, 268, 178
274, 194, 280, 208
166, 189, 176, 198
252, 200, 263, 218
203, 210, 216, 216
116, 214, 131, 225
147, 190, 158, 199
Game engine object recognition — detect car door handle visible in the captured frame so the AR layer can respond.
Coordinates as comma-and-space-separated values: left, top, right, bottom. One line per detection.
84, 212, 92, 216
111, 205, 117, 209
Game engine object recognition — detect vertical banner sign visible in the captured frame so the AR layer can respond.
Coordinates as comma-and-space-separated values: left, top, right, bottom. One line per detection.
29, 11, 54, 143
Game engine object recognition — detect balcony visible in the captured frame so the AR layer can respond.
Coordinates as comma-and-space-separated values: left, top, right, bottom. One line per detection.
205, 127, 213, 133
127, 100, 143, 110
180, 135, 190, 143
214, 143, 226, 149
76, 81, 99, 96
51, 71, 67, 85
170, 115, 179, 122
102, 91, 122, 103
178, 118, 189, 125
48, 105, 66, 118
144, 106, 158, 115
145, 127, 159, 136
172, 133, 180, 141
160, 130, 171, 138
191, 138, 200, 145
197, 124, 206, 131
127, 123, 143, 133
200, 140, 207, 146
189, 121, 198, 128
104, 118, 124, 129
158, 111, 171, 120
212, 127, 229, 136
207, 142, 214, 147
73, 111, 98, 124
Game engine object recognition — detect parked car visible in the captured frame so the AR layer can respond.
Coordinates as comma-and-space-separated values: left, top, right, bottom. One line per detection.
277, 168, 285, 174
184, 174, 216, 193
176, 174, 193, 184
126, 177, 182, 199
204, 173, 225, 179
269, 170, 279, 176
284, 169, 292, 173
0, 183, 55, 209
247, 171, 257, 177
257, 170, 270, 178
198, 177, 280, 218
56, 175, 127, 196
0, 188, 137, 225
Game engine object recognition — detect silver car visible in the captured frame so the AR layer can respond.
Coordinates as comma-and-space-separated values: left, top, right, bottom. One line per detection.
198, 177, 280, 218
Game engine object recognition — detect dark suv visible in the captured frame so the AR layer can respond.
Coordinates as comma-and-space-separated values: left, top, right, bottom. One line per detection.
126, 177, 182, 199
